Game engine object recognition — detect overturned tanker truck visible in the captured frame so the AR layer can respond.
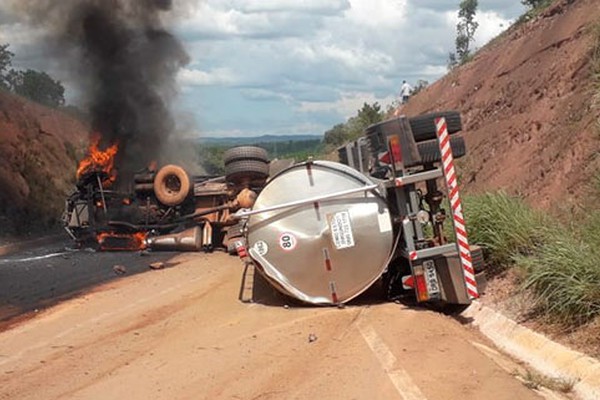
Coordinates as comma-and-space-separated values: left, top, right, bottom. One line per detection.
238, 111, 483, 307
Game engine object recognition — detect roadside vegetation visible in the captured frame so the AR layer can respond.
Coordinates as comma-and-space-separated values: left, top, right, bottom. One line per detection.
448, 0, 479, 69
463, 192, 600, 326
322, 102, 389, 150
0, 43, 66, 107
513, 0, 556, 27
197, 138, 324, 175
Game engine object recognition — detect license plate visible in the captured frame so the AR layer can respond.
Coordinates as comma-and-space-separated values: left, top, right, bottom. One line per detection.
423, 260, 441, 298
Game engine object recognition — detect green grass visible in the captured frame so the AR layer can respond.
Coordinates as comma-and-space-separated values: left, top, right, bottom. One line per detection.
516, 231, 600, 324
516, 368, 577, 393
463, 192, 600, 324
463, 192, 551, 268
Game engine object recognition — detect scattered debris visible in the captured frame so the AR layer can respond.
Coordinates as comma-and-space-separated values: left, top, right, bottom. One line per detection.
113, 265, 127, 275
308, 333, 318, 343
149, 261, 165, 270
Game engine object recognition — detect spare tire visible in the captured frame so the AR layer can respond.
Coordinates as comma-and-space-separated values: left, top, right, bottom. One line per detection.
404, 136, 466, 167
225, 159, 269, 184
224, 146, 269, 165
409, 111, 462, 142
153, 165, 191, 206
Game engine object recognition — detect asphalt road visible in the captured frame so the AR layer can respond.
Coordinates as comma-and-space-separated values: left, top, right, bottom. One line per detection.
0, 237, 176, 323
0, 252, 552, 400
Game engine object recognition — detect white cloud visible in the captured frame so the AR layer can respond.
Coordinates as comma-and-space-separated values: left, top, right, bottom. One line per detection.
178, 67, 237, 86
1, 0, 528, 137
297, 91, 396, 119
233, 0, 350, 14
474, 10, 513, 45
444, 9, 515, 49
344, 0, 408, 28
240, 88, 293, 102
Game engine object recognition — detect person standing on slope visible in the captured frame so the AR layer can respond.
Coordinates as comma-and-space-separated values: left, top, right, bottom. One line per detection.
400, 80, 413, 104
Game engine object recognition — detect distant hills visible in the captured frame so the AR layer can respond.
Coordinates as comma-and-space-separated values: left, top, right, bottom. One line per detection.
195, 134, 322, 146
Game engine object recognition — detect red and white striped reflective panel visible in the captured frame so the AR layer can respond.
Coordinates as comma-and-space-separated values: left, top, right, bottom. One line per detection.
435, 117, 479, 299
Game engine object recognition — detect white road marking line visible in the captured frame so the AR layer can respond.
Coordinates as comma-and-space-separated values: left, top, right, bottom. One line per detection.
358, 323, 428, 400
0, 252, 67, 264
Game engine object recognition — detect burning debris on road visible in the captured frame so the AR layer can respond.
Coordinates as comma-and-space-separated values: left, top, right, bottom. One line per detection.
64, 146, 271, 253
9, 0, 264, 253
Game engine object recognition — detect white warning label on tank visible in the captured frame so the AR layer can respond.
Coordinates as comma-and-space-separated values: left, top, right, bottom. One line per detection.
329, 211, 355, 250
378, 210, 392, 233
279, 232, 297, 251
253, 241, 269, 256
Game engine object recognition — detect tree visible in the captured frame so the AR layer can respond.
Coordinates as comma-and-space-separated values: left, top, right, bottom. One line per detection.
412, 79, 429, 96
357, 102, 383, 127
0, 43, 14, 89
323, 102, 386, 148
346, 102, 384, 140
447, 52, 458, 70
8, 69, 65, 107
323, 123, 348, 147
521, 0, 550, 9
452, 0, 479, 66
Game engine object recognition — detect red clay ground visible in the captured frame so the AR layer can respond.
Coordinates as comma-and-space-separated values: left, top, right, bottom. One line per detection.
403, 0, 600, 212
0, 90, 87, 234
402, 0, 600, 359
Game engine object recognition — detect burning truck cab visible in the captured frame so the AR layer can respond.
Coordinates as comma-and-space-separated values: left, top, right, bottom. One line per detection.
63, 144, 270, 252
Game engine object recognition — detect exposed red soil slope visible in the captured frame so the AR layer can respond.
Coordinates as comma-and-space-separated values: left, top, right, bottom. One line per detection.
0, 90, 88, 234
403, 0, 600, 210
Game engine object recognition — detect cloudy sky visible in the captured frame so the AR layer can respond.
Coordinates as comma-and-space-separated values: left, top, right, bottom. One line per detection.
1, 0, 526, 138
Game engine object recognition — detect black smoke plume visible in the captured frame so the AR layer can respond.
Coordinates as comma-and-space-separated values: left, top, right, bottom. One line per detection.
17, 0, 189, 184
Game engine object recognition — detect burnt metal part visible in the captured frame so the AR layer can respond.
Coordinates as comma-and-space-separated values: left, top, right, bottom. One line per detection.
64, 146, 270, 252
153, 164, 191, 207
145, 227, 202, 252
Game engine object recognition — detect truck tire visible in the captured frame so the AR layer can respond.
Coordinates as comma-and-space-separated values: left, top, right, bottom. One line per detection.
404, 136, 466, 167
224, 146, 269, 165
225, 159, 269, 184
153, 165, 191, 206
409, 111, 462, 142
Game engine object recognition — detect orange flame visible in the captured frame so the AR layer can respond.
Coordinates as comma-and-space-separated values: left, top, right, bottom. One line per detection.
96, 231, 148, 251
77, 134, 119, 185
